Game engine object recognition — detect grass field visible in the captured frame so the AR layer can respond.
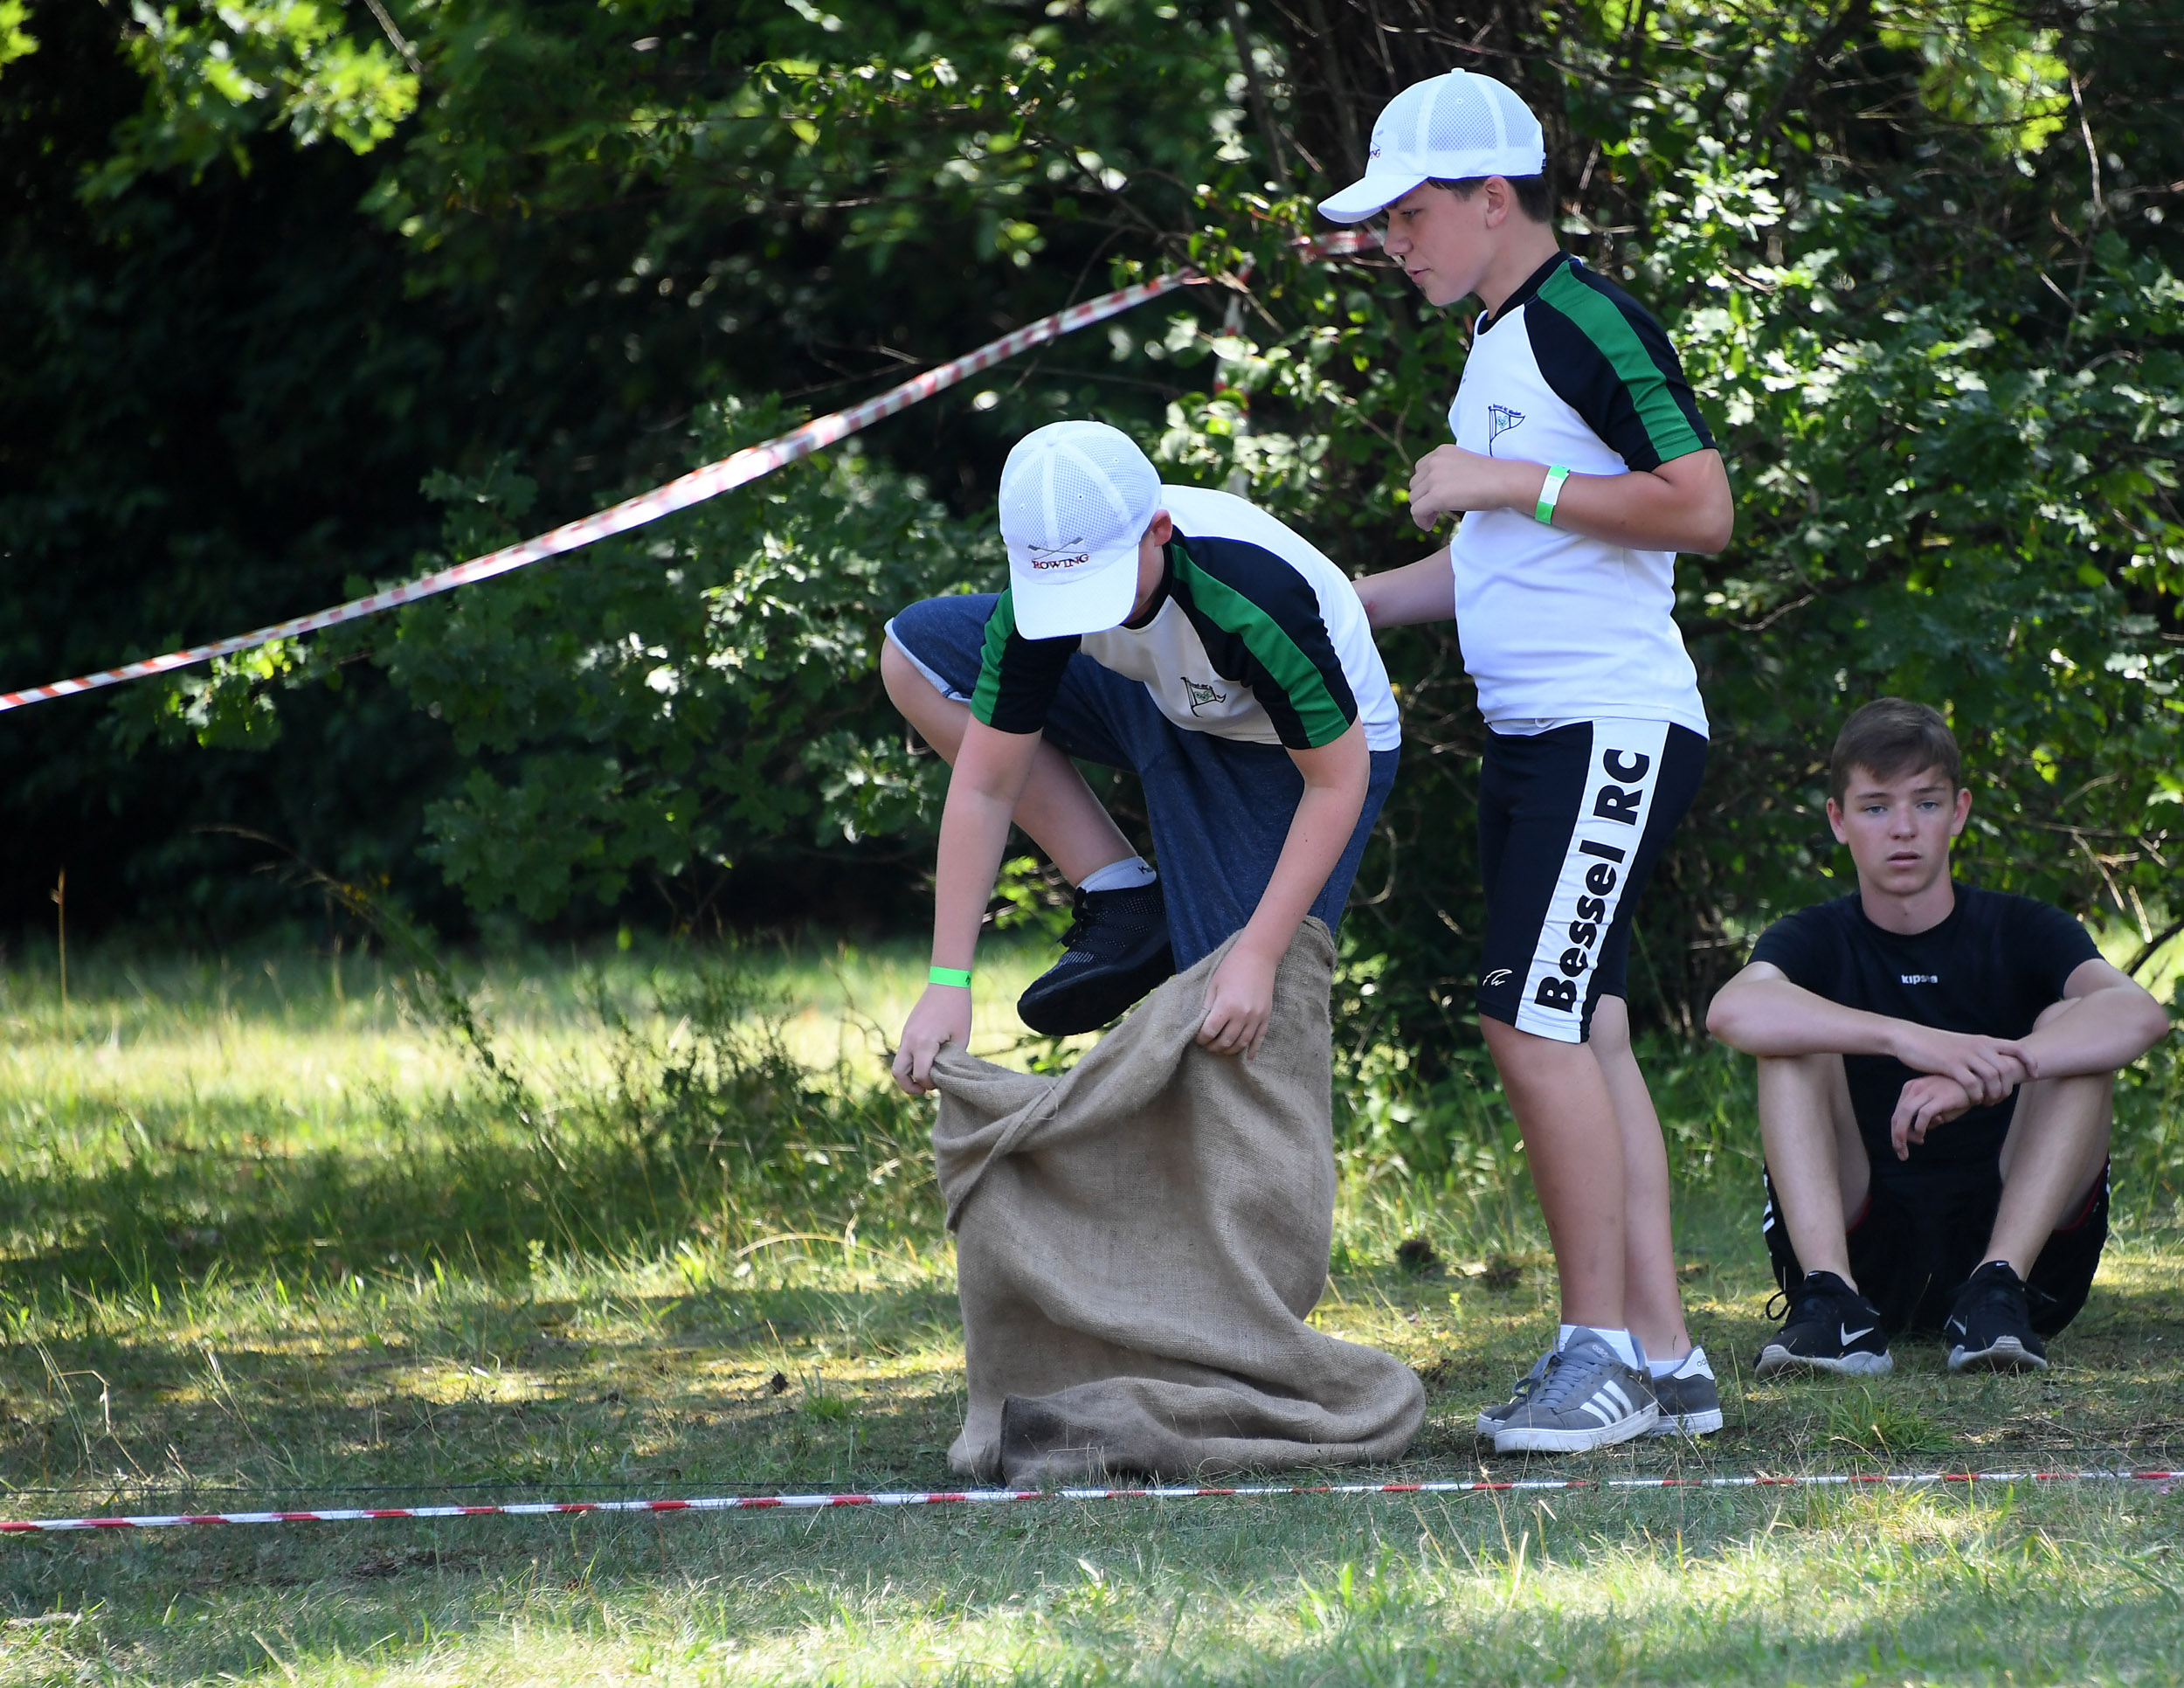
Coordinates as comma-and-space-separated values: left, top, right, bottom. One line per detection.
0, 937, 2179, 1685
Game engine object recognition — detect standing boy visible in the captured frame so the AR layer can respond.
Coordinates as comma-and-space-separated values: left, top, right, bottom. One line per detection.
885, 419, 1402, 1092
1706, 700, 2168, 1373
1322, 69, 1735, 1451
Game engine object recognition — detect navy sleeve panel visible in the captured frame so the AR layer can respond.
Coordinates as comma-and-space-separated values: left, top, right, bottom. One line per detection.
2001, 894, 2102, 1000
1528, 264, 1717, 472
1171, 534, 1358, 751
970, 590, 1079, 736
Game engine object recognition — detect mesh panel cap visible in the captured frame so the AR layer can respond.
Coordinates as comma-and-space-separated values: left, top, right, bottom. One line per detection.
1317, 70, 1546, 224
999, 420, 1162, 640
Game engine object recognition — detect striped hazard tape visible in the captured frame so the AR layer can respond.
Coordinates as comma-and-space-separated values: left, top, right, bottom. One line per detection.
0, 232, 1378, 716
4, 1469, 2174, 1533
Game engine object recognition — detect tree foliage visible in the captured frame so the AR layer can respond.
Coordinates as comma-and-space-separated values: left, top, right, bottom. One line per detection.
2, 0, 2179, 1042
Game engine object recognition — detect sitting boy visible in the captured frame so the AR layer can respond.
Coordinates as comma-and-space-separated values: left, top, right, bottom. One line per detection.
884, 419, 1400, 1089
1706, 699, 2169, 1373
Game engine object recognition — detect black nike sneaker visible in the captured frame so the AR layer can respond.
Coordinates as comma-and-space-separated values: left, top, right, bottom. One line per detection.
1754, 1269, 1893, 1378
1944, 1260, 2049, 1373
1015, 882, 1175, 1036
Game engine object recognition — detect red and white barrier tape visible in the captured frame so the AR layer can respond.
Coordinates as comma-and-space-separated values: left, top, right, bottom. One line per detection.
4, 1469, 2174, 1533
0, 232, 1379, 717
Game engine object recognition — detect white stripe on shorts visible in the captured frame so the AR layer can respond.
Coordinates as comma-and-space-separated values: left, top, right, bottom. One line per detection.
1513, 718, 1674, 1042
882, 619, 973, 705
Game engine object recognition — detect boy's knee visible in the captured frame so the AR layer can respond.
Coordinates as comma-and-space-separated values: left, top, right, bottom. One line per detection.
879, 634, 923, 706
1587, 994, 1632, 1056
1754, 1050, 1842, 1112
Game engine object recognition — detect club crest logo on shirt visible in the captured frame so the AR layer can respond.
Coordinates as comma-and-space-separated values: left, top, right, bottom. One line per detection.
1183, 677, 1228, 714
1487, 405, 1526, 453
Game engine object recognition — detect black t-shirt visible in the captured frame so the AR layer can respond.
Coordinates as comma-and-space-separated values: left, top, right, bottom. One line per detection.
1748, 885, 2098, 1173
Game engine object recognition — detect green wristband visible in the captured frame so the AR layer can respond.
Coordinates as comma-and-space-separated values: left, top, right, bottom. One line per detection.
928, 965, 972, 989
1534, 464, 1571, 525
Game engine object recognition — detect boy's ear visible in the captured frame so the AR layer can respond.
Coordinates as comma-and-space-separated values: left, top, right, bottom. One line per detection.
1145, 510, 1173, 545
1949, 786, 1971, 836
1825, 796, 1848, 846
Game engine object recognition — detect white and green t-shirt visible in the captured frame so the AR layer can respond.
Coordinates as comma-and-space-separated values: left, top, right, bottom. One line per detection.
972, 485, 1401, 754
1448, 252, 1715, 738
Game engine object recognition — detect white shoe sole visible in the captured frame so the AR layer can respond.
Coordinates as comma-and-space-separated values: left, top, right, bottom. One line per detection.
1948, 1334, 2047, 1373
1755, 1344, 1892, 1379
1648, 1407, 1724, 1436
1494, 1402, 1659, 1454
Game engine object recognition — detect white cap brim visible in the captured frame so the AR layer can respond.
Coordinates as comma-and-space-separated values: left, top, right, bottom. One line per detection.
1008, 537, 1141, 640
1317, 169, 1426, 225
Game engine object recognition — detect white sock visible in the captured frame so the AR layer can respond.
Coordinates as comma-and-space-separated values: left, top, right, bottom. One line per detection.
1648, 1346, 1705, 1380
1077, 856, 1157, 895
1559, 1324, 1641, 1370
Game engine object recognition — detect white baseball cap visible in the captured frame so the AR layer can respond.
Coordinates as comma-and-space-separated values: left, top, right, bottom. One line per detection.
998, 420, 1162, 640
1317, 70, 1545, 225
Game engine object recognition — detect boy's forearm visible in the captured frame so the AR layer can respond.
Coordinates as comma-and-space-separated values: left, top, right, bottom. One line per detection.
2019, 987, 2174, 1078
1233, 742, 1369, 965
929, 726, 1040, 973
930, 788, 1015, 972
1548, 451, 1733, 554
1354, 550, 1455, 629
1706, 973, 1914, 1060
1416, 447, 1733, 555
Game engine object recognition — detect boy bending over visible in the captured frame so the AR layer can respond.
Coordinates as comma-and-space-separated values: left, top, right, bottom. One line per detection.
1707, 700, 2168, 1373
886, 420, 1400, 1091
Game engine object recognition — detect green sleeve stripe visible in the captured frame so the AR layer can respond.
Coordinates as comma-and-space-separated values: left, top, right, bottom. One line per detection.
1539, 266, 1705, 465
1178, 560, 1352, 749
969, 591, 1015, 727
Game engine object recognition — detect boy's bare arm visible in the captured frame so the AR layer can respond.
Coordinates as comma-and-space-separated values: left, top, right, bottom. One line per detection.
1353, 550, 1456, 629
2018, 958, 2172, 1077
1705, 961, 2031, 1105
1410, 446, 1734, 555
1197, 722, 1370, 1057
891, 719, 1043, 1096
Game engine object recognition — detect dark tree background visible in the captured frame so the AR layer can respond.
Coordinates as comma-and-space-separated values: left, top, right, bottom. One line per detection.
2, 0, 2179, 1052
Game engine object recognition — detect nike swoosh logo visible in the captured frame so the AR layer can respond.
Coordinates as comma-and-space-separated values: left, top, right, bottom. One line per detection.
1841, 1325, 1876, 1345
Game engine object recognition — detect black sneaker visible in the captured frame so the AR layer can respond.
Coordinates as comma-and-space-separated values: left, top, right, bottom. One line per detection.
1944, 1260, 2049, 1373
1015, 882, 1175, 1035
1754, 1270, 1893, 1378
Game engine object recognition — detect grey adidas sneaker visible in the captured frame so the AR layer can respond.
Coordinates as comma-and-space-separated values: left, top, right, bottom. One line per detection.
1493, 1331, 1658, 1454
1474, 1347, 1558, 1436
1646, 1346, 1724, 1436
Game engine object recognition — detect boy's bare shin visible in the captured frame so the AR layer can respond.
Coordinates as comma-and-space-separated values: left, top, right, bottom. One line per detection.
1756, 1053, 1868, 1288
1988, 1000, 2115, 1277
1588, 996, 1690, 1361
1482, 1016, 1627, 1330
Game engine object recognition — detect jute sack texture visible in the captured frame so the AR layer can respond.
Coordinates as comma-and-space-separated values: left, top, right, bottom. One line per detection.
930, 918, 1425, 1482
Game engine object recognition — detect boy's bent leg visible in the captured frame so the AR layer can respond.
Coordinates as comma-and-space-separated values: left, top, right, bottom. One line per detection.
1589, 994, 1689, 1362
1756, 1052, 1869, 1288
882, 602, 1134, 884
1987, 1000, 2114, 1280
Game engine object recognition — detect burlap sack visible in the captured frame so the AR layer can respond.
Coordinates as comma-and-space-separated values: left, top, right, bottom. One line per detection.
930, 917, 1425, 1482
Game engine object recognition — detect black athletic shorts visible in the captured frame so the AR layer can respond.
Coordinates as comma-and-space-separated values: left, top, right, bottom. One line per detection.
1476, 718, 1707, 1043
1762, 1159, 2109, 1336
